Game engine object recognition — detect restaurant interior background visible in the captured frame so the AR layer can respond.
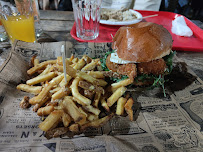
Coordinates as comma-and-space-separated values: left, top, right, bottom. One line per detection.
5, 0, 203, 23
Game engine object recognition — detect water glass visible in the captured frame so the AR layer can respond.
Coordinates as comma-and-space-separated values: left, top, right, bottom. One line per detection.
0, 0, 36, 43
72, 0, 102, 40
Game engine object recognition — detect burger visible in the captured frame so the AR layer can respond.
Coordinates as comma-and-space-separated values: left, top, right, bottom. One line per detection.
101, 22, 175, 94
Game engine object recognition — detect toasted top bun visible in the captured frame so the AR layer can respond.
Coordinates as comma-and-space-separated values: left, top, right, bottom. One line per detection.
112, 22, 172, 62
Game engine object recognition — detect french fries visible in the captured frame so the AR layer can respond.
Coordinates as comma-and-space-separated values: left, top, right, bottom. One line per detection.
70, 77, 91, 105
101, 97, 110, 112
73, 58, 86, 70
111, 78, 133, 92
87, 71, 104, 79
37, 105, 54, 116
63, 96, 86, 123
81, 59, 99, 71
78, 80, 104, 94
62, 112, 72, 127
107, 86, 127, 107
26, 72, 56, 85
17, 54, 136, 138
93, 92, 101, 108
116, 97, 127, 115
39, 110, 63, 131
27, 60, 56, 75
125, 97, 134, 121
80, 114, 114, 131
17, 84, 42, 95
83, 105, 101, 116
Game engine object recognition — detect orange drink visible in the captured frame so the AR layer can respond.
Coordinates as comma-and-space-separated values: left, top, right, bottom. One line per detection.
1, 15, 36, 43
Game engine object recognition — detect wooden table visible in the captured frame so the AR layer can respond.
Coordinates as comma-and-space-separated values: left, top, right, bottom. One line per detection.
0, 10, 203, 80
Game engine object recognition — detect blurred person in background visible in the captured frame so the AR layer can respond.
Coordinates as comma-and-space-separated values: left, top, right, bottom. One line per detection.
40, 0, 162, 11
101, 0, 162, 11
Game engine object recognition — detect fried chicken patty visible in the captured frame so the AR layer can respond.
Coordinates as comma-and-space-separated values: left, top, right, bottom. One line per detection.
106, 54, 166, 79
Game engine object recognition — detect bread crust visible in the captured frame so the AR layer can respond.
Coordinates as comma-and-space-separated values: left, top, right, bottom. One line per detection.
112, 22, 172, 62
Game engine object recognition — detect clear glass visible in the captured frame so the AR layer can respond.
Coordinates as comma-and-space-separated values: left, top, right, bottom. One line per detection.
72, 0, 102, 40
0, 0, 36, 43
32, 0, 43, 38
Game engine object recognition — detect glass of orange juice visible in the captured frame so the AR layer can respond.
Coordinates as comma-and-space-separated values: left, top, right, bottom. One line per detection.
0, 0, 36, 43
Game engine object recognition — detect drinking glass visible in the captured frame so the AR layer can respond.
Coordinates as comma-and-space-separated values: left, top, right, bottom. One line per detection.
72, 0, 102, 40
0, 0, 36, 43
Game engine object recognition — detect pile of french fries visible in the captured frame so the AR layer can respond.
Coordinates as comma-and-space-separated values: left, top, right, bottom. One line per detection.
17, 55, 135, 137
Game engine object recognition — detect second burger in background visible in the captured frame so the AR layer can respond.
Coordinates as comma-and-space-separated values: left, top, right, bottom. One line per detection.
101, 22, 175, 95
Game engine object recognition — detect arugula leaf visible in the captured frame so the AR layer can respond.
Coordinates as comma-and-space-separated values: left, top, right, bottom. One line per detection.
100, 50, 115, 71
164, 51, 176, 74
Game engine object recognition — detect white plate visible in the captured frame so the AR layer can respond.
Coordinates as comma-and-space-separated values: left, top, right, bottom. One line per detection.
100, 9, 143, 25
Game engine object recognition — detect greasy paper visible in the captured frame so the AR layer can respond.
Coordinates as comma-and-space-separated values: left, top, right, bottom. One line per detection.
0, 41, 203, 152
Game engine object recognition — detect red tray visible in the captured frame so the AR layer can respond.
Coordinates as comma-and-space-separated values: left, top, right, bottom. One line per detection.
70, 10, 203, 52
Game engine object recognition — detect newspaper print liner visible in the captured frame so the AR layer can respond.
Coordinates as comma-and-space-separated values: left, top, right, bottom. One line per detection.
0, 40, 203, 152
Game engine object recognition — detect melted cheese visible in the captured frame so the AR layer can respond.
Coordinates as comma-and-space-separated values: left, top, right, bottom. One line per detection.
110, 52, 138, 64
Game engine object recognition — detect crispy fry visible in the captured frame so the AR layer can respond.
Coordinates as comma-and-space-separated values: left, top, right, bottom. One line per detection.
66, 64, 77, 78
17, 84, 42, 95
124, 97, 134, 121
72, 97, 87, 106
72, 58, 79, 64
62, 112, 72, 127
93, 92, 101, 108
82, 55, 92, 64
116, 97, 127, 115
49, 87, 61, 94
87, 71, 104, 79
59, 75, 72, 87
81, 60, 99, 71
83, 90, 95, 100
39, 110, 63, 131
107, 86, 127, 107
69, 54, 74, 62
78, 80, 104, 94
34, 58, 39, 66
77, 71, 107, 86
69, 123, 80, 133
111, 78, 133, 92
45, 127, 68, 139
83, 105, 100, 116
63, 96, 86, 123
38, 65, 54, 76
26, 72, 56, 85
52, 87, 70, 101
54, 64, 63, 72
80, 114, 114, 131
78, 107, 88, 117
27, 60, 56, 75
87, 114, 98, 121
30, 74, 64, 105
57, 56, 72, 66
101, 97, 110, 112
49, 73, 64, 85
73, 58, 86, 70
37, 105, 54, 116
70, 77, 91, 105
20, 96, 30, 109
31, 55, 37, 67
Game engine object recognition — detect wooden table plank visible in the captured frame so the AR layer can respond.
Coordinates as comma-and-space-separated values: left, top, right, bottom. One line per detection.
35, 20, 74, 31
39, 10, 74, 21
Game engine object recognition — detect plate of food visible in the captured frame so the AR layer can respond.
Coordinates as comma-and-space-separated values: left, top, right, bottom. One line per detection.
100, 8, 143, 25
